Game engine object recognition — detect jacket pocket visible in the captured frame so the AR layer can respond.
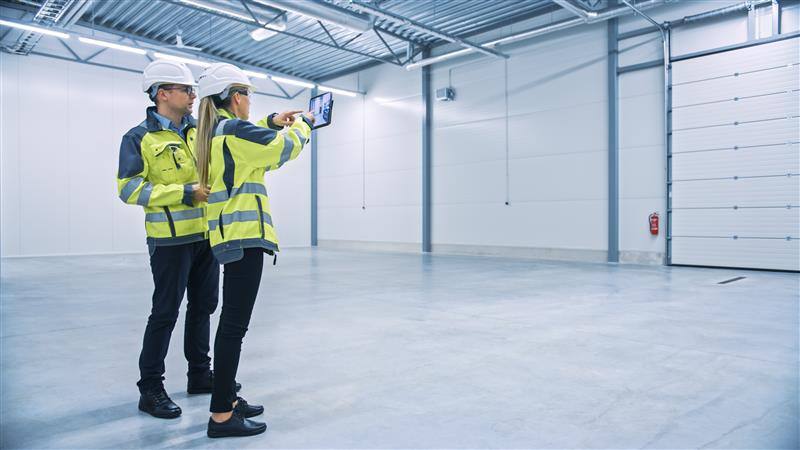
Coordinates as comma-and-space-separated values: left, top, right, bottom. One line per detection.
150, 142, 184, 184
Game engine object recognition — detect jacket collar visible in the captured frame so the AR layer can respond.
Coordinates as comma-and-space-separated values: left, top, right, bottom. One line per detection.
218, 108, 236, 120
144, 106, 197, 133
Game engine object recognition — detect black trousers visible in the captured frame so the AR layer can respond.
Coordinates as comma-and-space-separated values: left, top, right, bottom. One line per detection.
210, 248, 264, 412
137, 240, 220, 393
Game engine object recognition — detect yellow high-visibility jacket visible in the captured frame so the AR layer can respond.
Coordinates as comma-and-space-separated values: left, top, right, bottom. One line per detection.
207, 108, 312, 264
117, 107, 206, 253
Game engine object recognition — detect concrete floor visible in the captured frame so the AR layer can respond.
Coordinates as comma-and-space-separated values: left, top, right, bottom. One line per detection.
0, 248, 797, 449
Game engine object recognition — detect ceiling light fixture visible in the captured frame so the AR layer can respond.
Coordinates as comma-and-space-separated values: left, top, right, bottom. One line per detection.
0, 19, 70, 39
317, 85, 358, 97
243, 69, 269, 79
178, 0, 254, 22
270, 75, 315, 89
250, 28, 277, 41
78, 37, 147, 55
153, 52, 211, 67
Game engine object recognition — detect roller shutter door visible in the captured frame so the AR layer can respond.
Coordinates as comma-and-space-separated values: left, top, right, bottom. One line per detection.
670, 37, 799, 271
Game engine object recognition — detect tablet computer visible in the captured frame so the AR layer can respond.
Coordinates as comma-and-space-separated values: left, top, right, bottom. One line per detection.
308, 92, 333, 129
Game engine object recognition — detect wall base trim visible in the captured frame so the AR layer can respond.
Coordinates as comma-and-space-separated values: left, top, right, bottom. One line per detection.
619, 250, 664, 265
432, 244, 609, 263
317, 239, 421, 254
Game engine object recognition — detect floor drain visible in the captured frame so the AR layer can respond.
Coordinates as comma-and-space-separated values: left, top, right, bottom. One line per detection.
718, 276, 746, 285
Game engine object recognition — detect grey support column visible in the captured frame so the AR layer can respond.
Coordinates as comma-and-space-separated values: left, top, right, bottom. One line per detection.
607, 17, 620, 263
310, 87, 318, 247
421, 47, 432, 253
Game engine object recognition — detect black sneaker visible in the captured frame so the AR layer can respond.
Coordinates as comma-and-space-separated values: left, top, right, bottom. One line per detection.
207, 412, 267, 438
187, 371, 242, 394
234, 396, 264, 418
138, 387, 181, 419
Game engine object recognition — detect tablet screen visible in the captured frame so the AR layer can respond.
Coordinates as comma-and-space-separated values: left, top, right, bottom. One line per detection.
309, 92, 333, 129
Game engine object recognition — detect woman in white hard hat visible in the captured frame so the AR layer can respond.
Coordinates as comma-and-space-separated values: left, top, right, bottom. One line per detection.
117, 59, 240, 419
195, 62, 314, 438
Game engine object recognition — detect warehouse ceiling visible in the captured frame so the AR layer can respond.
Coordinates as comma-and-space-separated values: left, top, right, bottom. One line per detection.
0, 0, 577, 82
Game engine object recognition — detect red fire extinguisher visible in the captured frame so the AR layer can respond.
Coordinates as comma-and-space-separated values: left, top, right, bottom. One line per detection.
649, 212, 659, 236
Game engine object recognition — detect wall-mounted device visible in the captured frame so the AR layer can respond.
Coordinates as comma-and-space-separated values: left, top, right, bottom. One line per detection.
435, 87, 455, 102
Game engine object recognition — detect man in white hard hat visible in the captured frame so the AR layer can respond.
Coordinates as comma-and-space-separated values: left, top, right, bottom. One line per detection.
116, 59, 239, 419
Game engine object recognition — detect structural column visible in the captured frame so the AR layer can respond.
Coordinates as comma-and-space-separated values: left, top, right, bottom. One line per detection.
421, 47, 432, 253
310, 87, 319, 246
607, 18, 620, 262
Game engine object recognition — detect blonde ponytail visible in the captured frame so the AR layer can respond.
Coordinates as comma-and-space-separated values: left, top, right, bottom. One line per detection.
195, 97, 218, 188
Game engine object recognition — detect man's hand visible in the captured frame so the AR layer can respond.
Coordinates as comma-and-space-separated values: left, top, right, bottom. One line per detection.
303, 111, 315, 125
273, 110, 303, 127
192, 184, 209, 203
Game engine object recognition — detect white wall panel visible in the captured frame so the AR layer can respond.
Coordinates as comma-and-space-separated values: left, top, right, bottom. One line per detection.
673, 64, 799, 106
673, 208, 799, 237
673, 116, 799, 152
318, 64, 421, 244
67, 61, 115, 254
18, 56, 71, 256
433, 201, 607, 251
619, 65, 665, 259
672, 176, 799, 208
671, 237, 799, 271
508, 102, 608, 159
430, 24, 609, 256
673, 91, 799, 128
673, 143, 799, 179
509, 151, 607, 203
0, 53, 22, 256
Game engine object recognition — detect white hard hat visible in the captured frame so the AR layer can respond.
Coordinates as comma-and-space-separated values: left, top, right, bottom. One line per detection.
198, 63, 254, 99
141, 59, 196, 94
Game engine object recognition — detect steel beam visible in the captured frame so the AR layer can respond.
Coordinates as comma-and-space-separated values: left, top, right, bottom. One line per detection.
617, 58, 663, 74
349, 0, 508, 60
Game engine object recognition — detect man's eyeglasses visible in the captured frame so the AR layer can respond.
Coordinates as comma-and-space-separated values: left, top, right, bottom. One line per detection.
160, 85, 195, 95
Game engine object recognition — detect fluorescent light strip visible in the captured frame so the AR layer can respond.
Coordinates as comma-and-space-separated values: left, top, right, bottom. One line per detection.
178, 0, 254, 22
243, 70, 268, 79
153, 52, 211, 67
317, 85, 357, 97
78, 37, 147, 55
270, 75, 315, 89
0, 19, 70, 39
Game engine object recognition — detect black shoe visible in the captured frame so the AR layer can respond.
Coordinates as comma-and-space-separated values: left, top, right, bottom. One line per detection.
138, 387, 181, 419
187, 371, 242, 394
207, 412, 267, 438
233, 396, 264, 418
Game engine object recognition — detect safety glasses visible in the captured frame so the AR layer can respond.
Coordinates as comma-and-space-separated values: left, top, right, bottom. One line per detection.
160, 85, 195, 96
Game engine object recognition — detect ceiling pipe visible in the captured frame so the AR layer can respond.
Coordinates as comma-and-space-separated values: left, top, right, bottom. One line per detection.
553, 0, 598, 21
406, 0, 663, 70
348, 0, 508, 59
676, 0, 771, 25
252, 0, 374, 33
